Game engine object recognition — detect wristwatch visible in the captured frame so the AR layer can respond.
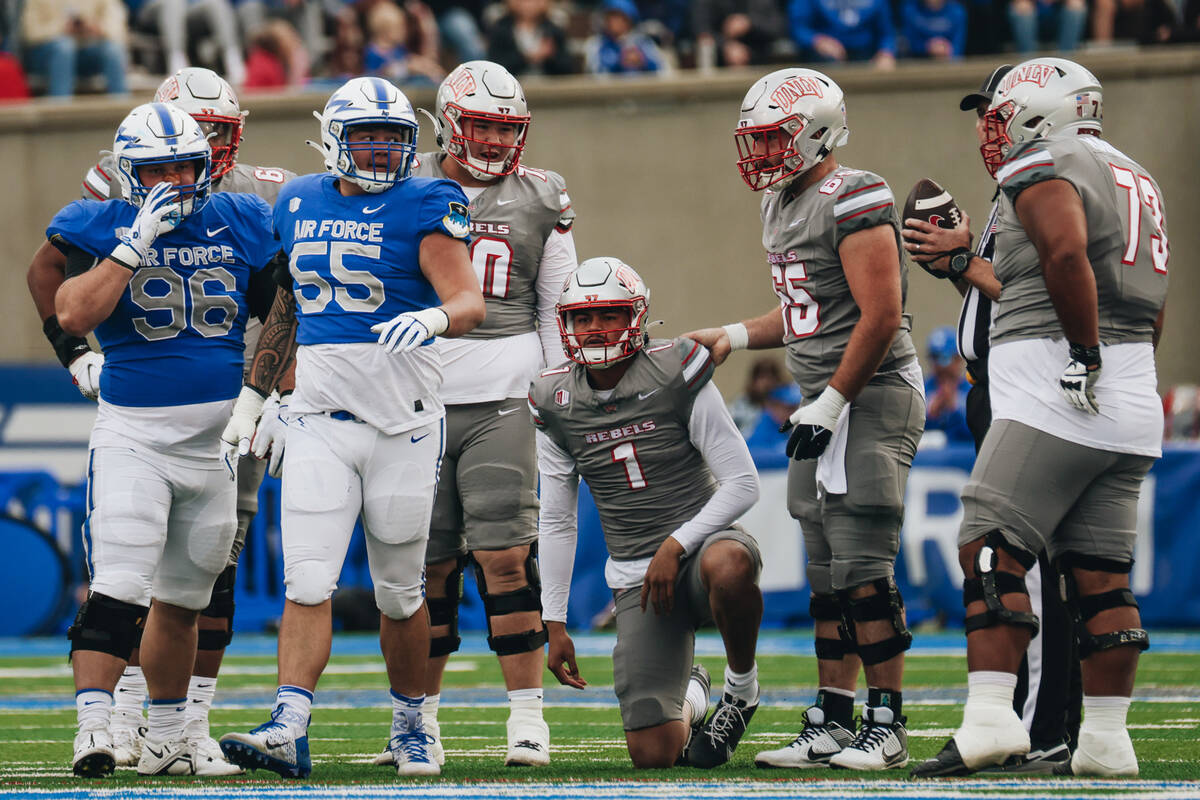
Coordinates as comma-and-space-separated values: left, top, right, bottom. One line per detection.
947, 247, 973, 279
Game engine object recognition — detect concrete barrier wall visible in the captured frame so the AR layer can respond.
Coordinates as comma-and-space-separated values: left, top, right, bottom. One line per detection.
5, 49, 1198, 395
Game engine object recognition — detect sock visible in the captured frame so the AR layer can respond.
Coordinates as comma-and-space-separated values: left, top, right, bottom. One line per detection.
275, 685, 313, 733
867, 687, 902, 718
815, 687, 855, 729
508, 687, 544, 719
723, 663, 759, 705
963, 670, 1017, 726
390, 689, 424, 735
147, 697, 187, 744
1080, 695, 1131, 734
112, 666, 146, 729
185, 675, 217, 739
76, 689, 113, 731
422, 693, 441, 730
684, 672, 710, 729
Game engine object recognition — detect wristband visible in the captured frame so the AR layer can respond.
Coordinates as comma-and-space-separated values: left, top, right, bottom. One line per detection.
1068, 341, 1101, 370
42, 315, 92, 368
722, 322, 749, 352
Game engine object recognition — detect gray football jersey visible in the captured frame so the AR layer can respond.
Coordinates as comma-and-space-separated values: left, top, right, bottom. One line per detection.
82, 157, 296, 205
529, 338, 717, 560
760, 167, 916, 398
412, 153, 575, 339
991, 135, 1168, 346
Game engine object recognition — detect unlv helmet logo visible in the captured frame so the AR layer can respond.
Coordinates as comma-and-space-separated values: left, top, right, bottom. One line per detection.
446, 69, 476, 101
998, 63, 1058, 95
613, 265, 642, 294
770, 77, 824, 113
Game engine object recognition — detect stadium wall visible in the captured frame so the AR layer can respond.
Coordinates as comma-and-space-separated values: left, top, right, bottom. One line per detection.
2, 48, 1198, 394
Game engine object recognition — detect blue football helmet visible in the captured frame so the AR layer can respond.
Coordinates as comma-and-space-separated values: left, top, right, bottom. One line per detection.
311, 77, 419, 193
112, 102, 212, 224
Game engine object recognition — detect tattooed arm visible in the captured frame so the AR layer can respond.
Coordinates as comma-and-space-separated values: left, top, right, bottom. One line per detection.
247, 286, 298, 396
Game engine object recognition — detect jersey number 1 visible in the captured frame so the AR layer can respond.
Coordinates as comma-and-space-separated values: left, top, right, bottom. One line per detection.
1110, 164, 1169, 274
611, 442, 647, 490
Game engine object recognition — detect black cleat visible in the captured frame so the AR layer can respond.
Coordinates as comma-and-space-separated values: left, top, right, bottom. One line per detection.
911, 738, 974, 778
979, 741, 1071, 775
687, 691, 758, 769
677, 664, 712, 766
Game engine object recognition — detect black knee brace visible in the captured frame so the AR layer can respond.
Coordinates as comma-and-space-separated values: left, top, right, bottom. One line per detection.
836, 577, 912, 665
198, 564, 237, 651
428, 555, 467, 658
963, 531, 1040, 637
1056, 553, 1150, 658
810, 592, 855, 660
471, 545, 547, 656
67, 593, 148, 660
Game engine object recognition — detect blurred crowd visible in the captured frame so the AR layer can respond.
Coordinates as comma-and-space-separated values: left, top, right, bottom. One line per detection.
3, 0, 1200, 99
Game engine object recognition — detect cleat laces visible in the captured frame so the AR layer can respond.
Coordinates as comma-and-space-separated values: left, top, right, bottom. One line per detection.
391, 730, 437, 764
845, 715, 890, 752
705, 702, 748, 748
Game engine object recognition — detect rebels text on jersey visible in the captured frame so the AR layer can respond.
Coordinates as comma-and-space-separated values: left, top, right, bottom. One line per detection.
47, 193, 277, 408
528, 338, 717, 561
761, 167, 916, 398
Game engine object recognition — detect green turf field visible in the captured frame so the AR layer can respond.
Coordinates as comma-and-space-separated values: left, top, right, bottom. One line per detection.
1, 635, 1198, 798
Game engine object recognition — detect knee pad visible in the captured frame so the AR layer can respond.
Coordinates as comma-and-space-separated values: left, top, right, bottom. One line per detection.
810, 592, 855, 660
835, 577, 911, 665
285, 561, 336, 607
67, 593, 149, 660
1056, 553, 1150, 659
963, 530, 1040, 638
375, 581, 425, 621
198, 564, 236, 650
460, 464, 532, 522
428, 555, 467, 658
471, 546, 547, 656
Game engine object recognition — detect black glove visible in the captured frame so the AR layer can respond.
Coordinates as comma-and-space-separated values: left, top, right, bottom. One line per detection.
783, 423, 833, 461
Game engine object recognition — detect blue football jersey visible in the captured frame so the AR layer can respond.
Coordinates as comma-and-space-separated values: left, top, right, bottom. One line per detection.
274, 173, 470, 346
47, 193, 277, 408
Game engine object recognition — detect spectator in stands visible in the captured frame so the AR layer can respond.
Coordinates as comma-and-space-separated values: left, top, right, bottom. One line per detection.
923, 325, 972, 445
902, 0, 967, 58
425, 0, 488, 62
692, 0, 786, 68
487, 0, 575, 76
962, 0, 1005, 54
1092, 0, 1177, 44
744, 382, 803, 456
1180, 0, 1200, 40
729, 356, 788, 436
787, 0, 896, 68
585, 0, 665, 73
21, 0, 128, 98
363, 0, 444, 85
243, 17, 309, 88
235, 0, 340, 74
1008, 0, 1086, 53
130, 0, 246, 86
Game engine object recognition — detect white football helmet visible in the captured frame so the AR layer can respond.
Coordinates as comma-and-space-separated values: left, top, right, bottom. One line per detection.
557, 257, 650, 368
310, 77, 419, 193
113, 102, 212, 223
735, 68, 849, 192
981, 57, 1103, 177
154, 67, 245, 180
431, 60, 530, 180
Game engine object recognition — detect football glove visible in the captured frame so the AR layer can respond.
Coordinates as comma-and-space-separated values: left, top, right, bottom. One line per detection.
109, 182, 179, 269
780, 385, 847, 461
68, 351, 104, 401
251, 391, 290, 478
1060, 342, 1101, 415
220, 386, 267, 478
370, 307, 449, 355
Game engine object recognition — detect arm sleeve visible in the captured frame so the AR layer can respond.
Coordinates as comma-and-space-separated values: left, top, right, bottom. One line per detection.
248, 252, 286, 322
63, 244, 101, 279
537, 429, 581, 623
535, 229, 578, 367
669, 382, 761, 555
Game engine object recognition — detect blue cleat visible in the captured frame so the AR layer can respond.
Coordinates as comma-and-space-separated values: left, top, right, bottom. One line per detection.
219, 707, 311, 778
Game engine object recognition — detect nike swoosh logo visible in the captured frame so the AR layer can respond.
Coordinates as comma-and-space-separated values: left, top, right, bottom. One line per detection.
411, 433, 430, 443
787, 217, 807, 229
498, 407, 520, 416
496, 198, 518, 206
84, 700, 103, 705
363, 204, 386, 214
637, 389, 660, 400
207, 226, 230, 236
145, 745, 163, 759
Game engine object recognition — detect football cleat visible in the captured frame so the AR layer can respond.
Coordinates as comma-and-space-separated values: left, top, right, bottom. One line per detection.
219, 708, 311, 778
505, 710, 550, 767
978, 739, 1071, 775
374, 715, 444, 767
917, 705, 1028, 775
754, 705, 855, 768
687, 691, 759, 768
829, 706, 909, 770
911, 737, 973, 778
137, 738, 196, 776
387, 713, 440, 776
72, 724, 115, 778
1054, 729, 1138, 777
187, 727, 244, 776
111, 723, 146, 767
678, 663, 713, 765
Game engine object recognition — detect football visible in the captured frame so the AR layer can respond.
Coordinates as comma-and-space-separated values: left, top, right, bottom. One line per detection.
902, 178, 963, 230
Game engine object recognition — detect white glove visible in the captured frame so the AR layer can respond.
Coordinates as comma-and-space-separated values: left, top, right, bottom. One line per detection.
782, 385, 847, 461
370, 307, 449, 355
251, 391, 290, 478
1060, 343, 1101, 415
220, 386, 267, 479
68, 351, 104, 401
109, 182, 179, 269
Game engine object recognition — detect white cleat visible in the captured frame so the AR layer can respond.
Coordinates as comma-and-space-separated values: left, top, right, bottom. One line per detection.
189, 732, 245, 776
505, 711, 550, 767
755, 706, 855, 768
828, 707, 909, 771
1060, 729, 1139, 777
374, 716, 444, 767
110, 723, 146, 767
388, 715, 440, 776
137, 737, 197, 776
72, 724, 115, 778
952, 705, 1030, 771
